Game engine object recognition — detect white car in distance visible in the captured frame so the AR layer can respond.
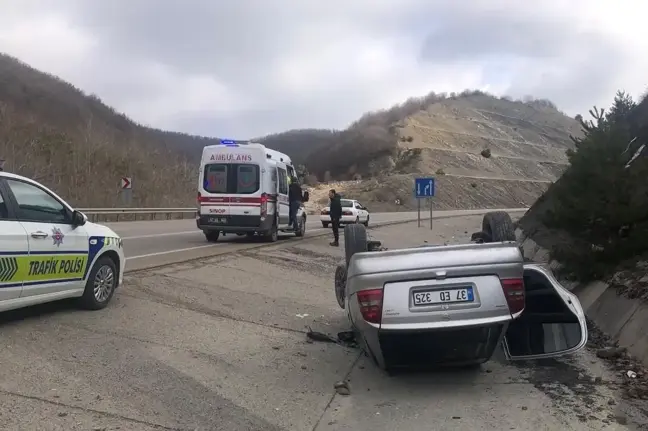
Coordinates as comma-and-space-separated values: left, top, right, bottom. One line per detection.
320, 199, 370, 227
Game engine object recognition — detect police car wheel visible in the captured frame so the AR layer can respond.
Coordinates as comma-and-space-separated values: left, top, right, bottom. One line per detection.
79, 256, 117, 310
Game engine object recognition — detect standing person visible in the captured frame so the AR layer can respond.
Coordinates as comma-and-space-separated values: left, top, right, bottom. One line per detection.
328, 189, 342, 246
288, 176, 302, 230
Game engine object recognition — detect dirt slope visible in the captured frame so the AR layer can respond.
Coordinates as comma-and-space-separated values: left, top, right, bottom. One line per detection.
299, 94, 582, 212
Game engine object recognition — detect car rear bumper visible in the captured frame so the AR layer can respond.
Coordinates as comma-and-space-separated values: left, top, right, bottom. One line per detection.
360, 323, 508, 370
197, 214, 274, 233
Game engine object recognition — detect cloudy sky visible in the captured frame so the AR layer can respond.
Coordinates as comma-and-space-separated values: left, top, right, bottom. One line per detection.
0, 0, 646, 138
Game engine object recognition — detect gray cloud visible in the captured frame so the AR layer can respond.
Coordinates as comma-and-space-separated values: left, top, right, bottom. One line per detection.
0, 0, 646, 138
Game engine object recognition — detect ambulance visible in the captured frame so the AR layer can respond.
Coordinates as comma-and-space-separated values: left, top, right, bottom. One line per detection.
196, 139, 310, 242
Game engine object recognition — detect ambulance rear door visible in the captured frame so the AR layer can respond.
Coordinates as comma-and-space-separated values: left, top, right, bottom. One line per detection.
199, 143, 264, 228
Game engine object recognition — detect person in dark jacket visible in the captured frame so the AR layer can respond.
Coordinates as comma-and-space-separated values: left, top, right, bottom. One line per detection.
328, 189, 342, 246
288, 176, 303, 230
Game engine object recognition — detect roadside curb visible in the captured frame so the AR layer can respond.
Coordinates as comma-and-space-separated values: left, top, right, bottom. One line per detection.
125, 208, 528, 275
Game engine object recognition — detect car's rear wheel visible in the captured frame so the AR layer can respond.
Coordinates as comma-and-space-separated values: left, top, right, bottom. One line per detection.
205, 231, 220, 242
322, 222, 329, 228
363, 215, 370, 227
482, 211, 516, 242
344, 224, 368, 266
79, 256, 117, 310
355, 216, 360, 224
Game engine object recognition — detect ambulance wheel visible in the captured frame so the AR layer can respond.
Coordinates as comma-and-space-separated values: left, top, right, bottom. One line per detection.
79, 256, 117, 310
264, 224, 278, 242
295, 216, 306, 237
205, 231, 220, 242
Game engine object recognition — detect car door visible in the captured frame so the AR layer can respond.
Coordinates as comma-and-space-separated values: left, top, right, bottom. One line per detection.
0, 180, 28, 303
4, 178, 90, 299
355, 202, 368, 222
276, 165, 290, 226
502, 264, 588, 360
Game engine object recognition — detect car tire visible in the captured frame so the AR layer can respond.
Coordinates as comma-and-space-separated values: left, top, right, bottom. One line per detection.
363, 215, 370, 227
482, 211, 516, 242
205, 231, 220, 242
355, 216, 360, 224
344, 224, 368, 266
334, 259, 347, 309
264, 222, 278, 242
322, 222, 329, 228
295, 216, 306, 237
78, 256, 118, 310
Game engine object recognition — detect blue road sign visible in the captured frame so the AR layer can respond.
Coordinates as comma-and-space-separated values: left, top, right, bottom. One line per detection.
415, 177, 435, 198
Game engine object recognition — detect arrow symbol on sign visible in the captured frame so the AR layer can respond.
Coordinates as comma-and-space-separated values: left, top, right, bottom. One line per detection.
121, 177, 132, 189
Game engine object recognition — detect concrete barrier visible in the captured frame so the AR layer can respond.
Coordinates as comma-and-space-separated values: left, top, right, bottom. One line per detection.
516, 227, 648, 366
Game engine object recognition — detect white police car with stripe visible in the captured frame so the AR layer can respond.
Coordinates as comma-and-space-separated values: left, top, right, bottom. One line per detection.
0, 172, 125, 313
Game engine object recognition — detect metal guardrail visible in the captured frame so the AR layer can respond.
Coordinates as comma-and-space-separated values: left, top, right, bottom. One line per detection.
77, 208, 196, 222
78, 208, 195, 215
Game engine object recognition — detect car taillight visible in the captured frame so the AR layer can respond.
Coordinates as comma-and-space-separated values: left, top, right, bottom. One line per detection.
197, 192, 202, 204
343, 211, 353, 216
260, 193, 268, 216
356, 289, 383, 324
501, 278, 525, 315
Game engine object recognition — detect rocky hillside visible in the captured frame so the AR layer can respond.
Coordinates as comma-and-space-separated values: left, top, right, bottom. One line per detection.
280, 93, 583, 212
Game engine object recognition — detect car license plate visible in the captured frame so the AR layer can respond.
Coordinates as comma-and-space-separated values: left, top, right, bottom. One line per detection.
413, 287, 474, 306
209, 217, 227, 224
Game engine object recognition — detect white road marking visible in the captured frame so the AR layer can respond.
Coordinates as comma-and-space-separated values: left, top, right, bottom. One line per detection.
122, 223, 327, 240
126, 244, 219, 260
122, 230, 199, 240
126, 228, 329, 260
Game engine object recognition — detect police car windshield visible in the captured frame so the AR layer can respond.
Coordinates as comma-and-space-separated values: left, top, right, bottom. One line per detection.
203, 163, 260, 194
341, 200, 354, 208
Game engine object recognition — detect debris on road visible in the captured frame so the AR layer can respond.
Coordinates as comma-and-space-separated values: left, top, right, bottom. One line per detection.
306, 328, 338, 343
334, 381, 351, 396
305, 327, 358, 349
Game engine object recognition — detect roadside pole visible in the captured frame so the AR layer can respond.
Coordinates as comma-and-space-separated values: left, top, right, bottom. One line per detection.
414, 177, 435, 228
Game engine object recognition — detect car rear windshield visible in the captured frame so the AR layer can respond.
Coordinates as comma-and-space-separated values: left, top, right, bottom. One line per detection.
341, 200, 353, 207
203, 163, 260, 194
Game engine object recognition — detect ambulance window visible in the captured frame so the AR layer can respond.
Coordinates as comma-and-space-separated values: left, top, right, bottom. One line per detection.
278, 168, 288, 194
271, 168, 277, 183
6, 179, 68, 224
236, 165, 260, 194
204, 164, 228, 193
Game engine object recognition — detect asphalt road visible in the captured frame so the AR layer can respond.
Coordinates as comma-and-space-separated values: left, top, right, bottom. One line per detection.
105, 208, 528, 271
0, 213, 641, 430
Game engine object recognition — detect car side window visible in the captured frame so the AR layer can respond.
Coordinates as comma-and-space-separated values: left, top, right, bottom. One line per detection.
5, 179, 69, 224
0, 188, 7, 219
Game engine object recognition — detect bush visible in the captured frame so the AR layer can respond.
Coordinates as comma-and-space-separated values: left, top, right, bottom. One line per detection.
540, 91, 648, 280
481, 148, 492, 158
435, 168, 446, 175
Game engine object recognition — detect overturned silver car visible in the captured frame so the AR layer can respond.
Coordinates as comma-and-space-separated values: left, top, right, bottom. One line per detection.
334, 211, 588, 371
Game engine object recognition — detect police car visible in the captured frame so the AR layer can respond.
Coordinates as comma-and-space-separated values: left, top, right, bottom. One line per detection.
0, 171, 125, 313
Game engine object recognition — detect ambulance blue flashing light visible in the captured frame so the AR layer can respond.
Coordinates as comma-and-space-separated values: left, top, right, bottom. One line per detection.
220, 139, 238, 147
